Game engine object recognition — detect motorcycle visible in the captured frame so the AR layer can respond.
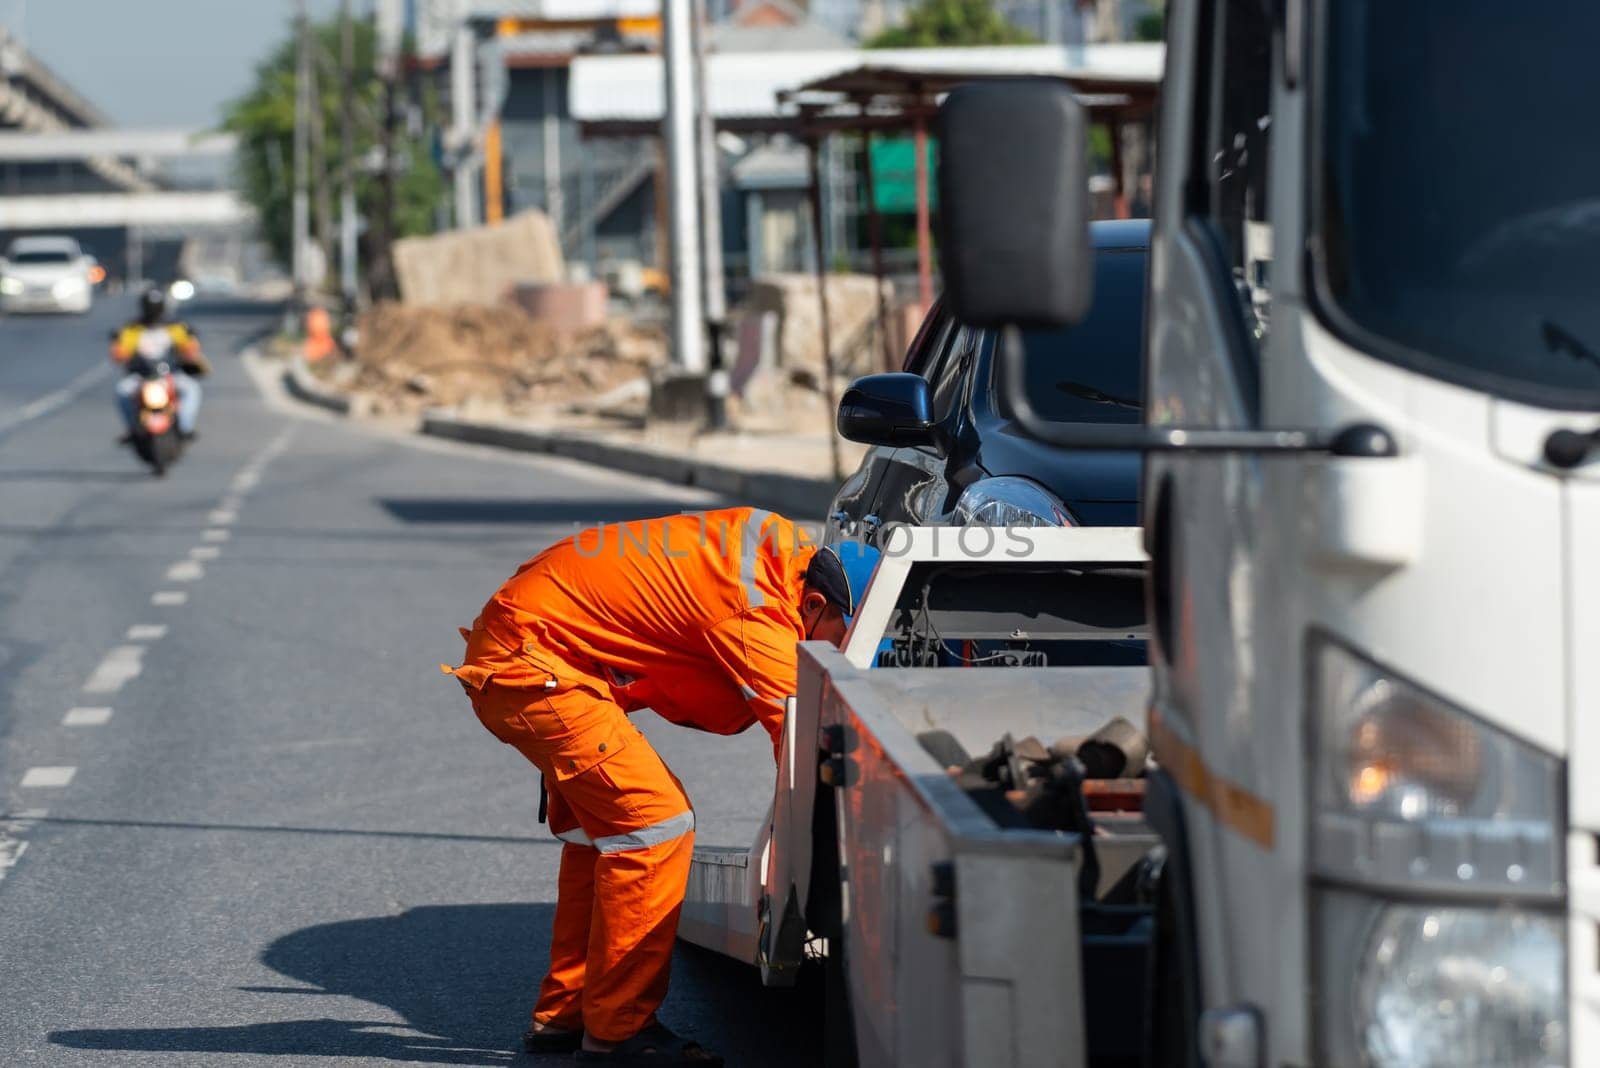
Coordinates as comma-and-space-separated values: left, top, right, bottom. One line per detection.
116, 328, 186, 476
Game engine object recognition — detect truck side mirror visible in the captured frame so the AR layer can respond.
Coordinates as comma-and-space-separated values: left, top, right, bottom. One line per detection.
837, 373, 937, 448
936, 80, 1094, 330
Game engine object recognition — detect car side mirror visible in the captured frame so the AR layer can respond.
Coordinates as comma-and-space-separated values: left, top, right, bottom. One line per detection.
937, 80, 1094, 329
837, 373, 937, 448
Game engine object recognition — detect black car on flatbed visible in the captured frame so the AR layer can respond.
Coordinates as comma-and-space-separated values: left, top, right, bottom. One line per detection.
827, 219, 1148, 544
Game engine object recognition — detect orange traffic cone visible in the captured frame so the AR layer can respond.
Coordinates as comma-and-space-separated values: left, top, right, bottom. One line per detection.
304, 307, 336, 362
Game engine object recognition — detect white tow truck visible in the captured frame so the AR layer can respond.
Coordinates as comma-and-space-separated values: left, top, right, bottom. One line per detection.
925, 3, 1584, 1064
687, 4, 1590, 1066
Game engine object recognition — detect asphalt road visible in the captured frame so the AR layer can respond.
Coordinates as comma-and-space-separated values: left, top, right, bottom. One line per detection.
0, 297, 818, 1065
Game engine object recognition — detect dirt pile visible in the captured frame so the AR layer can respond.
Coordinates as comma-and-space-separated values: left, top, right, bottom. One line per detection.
343, 303, 665, 417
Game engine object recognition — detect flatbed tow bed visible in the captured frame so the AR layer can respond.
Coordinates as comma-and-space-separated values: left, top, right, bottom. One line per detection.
675, 527, 1163, 1067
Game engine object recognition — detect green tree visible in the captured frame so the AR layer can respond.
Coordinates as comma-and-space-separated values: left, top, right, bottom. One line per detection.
223, 17, 442, 290
866, 0, 1039, 48
1134, 12, 1165, 41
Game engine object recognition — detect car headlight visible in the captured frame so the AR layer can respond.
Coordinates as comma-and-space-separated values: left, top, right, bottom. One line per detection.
52, 277, 86, 299
0, 277, 23, 296
952, 476, 1075, 528
1310, 637, 1563, 894
1317, 890, 1566, 1068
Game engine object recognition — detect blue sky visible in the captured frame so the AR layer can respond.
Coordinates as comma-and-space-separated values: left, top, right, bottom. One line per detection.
1, 0, 347, 128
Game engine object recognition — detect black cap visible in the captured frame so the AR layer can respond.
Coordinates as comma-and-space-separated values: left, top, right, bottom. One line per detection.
803, 542, 882, 622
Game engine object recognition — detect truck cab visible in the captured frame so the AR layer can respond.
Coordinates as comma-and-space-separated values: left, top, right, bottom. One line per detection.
934, 4, 1594, 1065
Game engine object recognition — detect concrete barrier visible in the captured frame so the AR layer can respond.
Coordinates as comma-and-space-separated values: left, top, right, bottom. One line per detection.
282, 358, 351, 415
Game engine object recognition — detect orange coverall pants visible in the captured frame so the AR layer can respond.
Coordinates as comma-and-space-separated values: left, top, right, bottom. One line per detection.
448, 626, 694, 1043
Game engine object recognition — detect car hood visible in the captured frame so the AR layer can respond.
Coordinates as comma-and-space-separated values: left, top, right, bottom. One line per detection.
975, 419, 1143, 525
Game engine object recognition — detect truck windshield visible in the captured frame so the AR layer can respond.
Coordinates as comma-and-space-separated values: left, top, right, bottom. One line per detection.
1320, 3, 1600, 407
993, 247, 1146, 424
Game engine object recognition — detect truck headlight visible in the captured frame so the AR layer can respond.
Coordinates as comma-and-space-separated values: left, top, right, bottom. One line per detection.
1317, 891, 1566, 1068
952, 476, 1074, 528
1310, 638, 1568, 1067
0, 277, 22, 296
1310, 637, 1563, 894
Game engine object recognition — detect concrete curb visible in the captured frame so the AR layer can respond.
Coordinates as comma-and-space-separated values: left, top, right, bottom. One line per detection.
420, 410, 839, 519
281, 357, 351, 415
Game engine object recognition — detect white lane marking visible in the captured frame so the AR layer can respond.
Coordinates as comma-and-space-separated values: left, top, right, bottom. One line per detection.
219, 496, 242, 512
63, 706, 113, 727
202, 529, 230, 542
0, 362, 112, 436
189, 546, 221, 561
126, 623, 168, 641
209, 510, 237, 525
152, 591, 188, 606
0, 839, 25, 876
84, 645, 145, 693
0, 810, 43, 882
165, 560, 205, 582
232, 472, 260, 492
20, 767, 76, 788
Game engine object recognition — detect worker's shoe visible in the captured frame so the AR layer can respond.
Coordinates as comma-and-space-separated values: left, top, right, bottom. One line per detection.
574, 1022, 723, 1066
521, 1025, 583, 1054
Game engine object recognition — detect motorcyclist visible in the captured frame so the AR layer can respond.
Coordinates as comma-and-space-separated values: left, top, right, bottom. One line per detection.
111, 287, 210, 443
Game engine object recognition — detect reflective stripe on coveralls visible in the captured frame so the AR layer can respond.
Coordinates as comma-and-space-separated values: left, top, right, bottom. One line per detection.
739, 508, 774, 607
553, 809, 695, 853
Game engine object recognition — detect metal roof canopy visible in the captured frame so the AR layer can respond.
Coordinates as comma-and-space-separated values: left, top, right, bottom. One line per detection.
569, 43, 1162, 135
566, 44, 1164, 403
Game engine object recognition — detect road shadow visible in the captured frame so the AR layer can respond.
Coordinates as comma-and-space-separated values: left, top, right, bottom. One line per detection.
48, 903, 821, 1066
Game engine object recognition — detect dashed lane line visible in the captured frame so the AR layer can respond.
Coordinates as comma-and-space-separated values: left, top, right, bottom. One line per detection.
63, 707, 113, 727
83, 646, 145, 694
165, 560, 205, 582
126, 624, 167, 641
189, 546, 221, 561
152, 591, 188, 606
202, 529, 230, 542
20, 767, 76, 788
208, 510, 237, 525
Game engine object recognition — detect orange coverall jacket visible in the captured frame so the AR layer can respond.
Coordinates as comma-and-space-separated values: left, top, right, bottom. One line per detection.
449, 507, 818, 774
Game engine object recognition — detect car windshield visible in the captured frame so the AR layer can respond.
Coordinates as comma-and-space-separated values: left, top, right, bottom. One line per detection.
994, 247, 1146, 424
1320, 2, 1600, 407
10, 250, 75, 265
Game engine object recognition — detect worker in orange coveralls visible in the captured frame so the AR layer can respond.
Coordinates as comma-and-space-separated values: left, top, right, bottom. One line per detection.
442, 507, 881, 1066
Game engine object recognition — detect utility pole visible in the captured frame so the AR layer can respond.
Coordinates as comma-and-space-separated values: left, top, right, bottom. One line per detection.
691, 0, 726, 425
339, 0, 358, 313
308, 44, 335, 272
662, 0, 705, 374
450, 0, 478, 229
373, 0, 402, 300
292, 0, 311, 316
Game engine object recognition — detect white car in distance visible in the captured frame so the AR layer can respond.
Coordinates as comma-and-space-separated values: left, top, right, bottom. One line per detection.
0, 236, 95, 315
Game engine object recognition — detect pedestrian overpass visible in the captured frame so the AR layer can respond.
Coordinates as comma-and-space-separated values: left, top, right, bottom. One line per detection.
1, 26, 259, 285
